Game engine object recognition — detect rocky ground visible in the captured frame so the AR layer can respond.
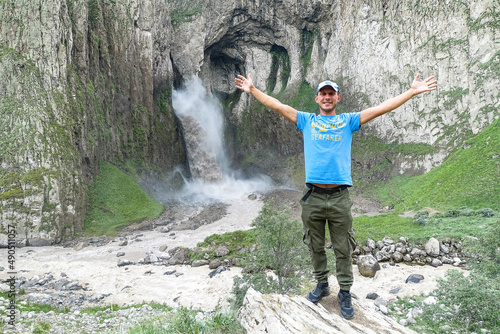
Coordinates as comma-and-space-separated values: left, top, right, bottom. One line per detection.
0, 189, 465, 333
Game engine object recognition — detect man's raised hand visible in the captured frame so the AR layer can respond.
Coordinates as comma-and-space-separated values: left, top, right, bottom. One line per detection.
411, 73, 438, 96
235, 74, 254, 93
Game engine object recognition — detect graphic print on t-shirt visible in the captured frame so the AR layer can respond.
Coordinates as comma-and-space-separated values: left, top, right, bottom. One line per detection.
310, 120, 344, 141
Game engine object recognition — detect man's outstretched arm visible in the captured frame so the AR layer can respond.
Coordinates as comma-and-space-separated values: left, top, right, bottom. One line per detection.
360, 74, 437, 125
235, 74, 298, 124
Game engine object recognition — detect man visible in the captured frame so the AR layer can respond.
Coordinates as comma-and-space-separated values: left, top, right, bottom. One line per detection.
235, 73, 437, 319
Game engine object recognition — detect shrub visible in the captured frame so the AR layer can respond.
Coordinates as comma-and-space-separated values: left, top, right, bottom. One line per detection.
463, 222, 500, 278
413, 210, 429, 225
230, 273, 280, 310
33, 321, 51, 334
413, 221, 500, 333
444, 209, 460, 217
421, 270, 500, 334
477, 208, 495, 217
231, 202, 310, 304
249, 202, 309, 292
457, 206, 475, 216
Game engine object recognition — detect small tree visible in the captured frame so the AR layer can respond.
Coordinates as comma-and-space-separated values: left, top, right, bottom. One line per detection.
463, 222, 500, 278
419, 222, 500, 333
421, 270, 500, 334
235, 201, 310, 297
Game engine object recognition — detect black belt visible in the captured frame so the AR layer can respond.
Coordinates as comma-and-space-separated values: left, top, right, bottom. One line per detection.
301, 183, 349, 202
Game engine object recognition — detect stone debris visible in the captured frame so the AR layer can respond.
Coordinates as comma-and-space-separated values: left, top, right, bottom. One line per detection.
406, 274, 425, 284
0, 297, 169, 334
353, 237, 466, 268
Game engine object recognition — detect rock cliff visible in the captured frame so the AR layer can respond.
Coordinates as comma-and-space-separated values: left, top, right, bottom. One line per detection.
1, 0, 498, 244
0, 0, 187, 245
169, 0, 499, 178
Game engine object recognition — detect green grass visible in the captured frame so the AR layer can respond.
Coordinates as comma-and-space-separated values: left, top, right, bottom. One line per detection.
353, 212, 498, 245
127, 307, 245, 334
83, 161, 164, 236
0, 292, 70, 314
191, 230, 258, 263
371, 117, 500, 212
170, 8, 202, 23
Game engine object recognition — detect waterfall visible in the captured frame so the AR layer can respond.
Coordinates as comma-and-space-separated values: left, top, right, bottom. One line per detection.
173, 77, 227, 182
172, 76, 272, 202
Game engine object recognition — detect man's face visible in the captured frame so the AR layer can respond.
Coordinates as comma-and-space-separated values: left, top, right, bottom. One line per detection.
315, 87, 341, 114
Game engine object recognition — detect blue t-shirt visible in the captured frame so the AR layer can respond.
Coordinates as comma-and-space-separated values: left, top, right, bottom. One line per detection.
296, 111, 361, 185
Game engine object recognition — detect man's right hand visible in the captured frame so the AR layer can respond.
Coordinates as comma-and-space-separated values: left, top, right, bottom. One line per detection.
235, 74, 254, 93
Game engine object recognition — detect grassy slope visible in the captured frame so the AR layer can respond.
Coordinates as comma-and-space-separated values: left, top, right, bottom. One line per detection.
353, 213, 498, 245
83, 162, 164, 236
373, 117, 500, 212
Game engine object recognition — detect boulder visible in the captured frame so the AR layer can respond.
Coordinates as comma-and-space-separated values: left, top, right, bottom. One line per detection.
406, 274, 425, 284
209, 259, 222, 269
144, 254, 158, 264
357, 255, 381, 278
424, 238, 440, 257
391, 251, 404, 263
192, 259, 209, 267
238, 288, 416, 334
168, 248, 190, 265
215, 245, 230, 257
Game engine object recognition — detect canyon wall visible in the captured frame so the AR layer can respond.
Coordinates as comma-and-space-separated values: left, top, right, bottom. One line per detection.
169, 0, 498, 179
0, 0, 187, 245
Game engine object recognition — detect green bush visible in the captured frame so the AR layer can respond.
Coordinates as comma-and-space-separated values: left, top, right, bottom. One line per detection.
231, 202, 310, 306
230, 273, 280, 310
444, 209, 460, 217
413, 210, 429, 225
457, 206, 475, 216
421, 270, 500, 334
33, 321, 51, 334
477, 208, 495, 217
159, 306, 244, 334
463, 222, 500, 278
249, 202, 310, 293
409, 220, 500, 333
444, 207, 495, 218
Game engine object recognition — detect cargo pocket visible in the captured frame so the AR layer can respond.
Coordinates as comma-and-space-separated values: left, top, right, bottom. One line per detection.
348, 228, 357, 251
302, 228, 312, 248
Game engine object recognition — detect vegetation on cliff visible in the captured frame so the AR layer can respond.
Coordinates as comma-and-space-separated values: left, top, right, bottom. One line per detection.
83, 162, 164, 236
372, 116, 500, 211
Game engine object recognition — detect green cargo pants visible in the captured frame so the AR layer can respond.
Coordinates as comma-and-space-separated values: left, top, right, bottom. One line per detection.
300, 184, 356, 291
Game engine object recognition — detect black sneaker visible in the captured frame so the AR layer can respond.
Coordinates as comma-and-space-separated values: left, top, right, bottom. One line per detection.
337, 290, 354, 319
306, 282, 330, 304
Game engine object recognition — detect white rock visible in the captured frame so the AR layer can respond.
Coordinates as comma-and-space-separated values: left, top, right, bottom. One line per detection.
423, 296, 438, 305
425, 238, 440, 257
379, 305, 389, 315
238, 288, 415, 334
